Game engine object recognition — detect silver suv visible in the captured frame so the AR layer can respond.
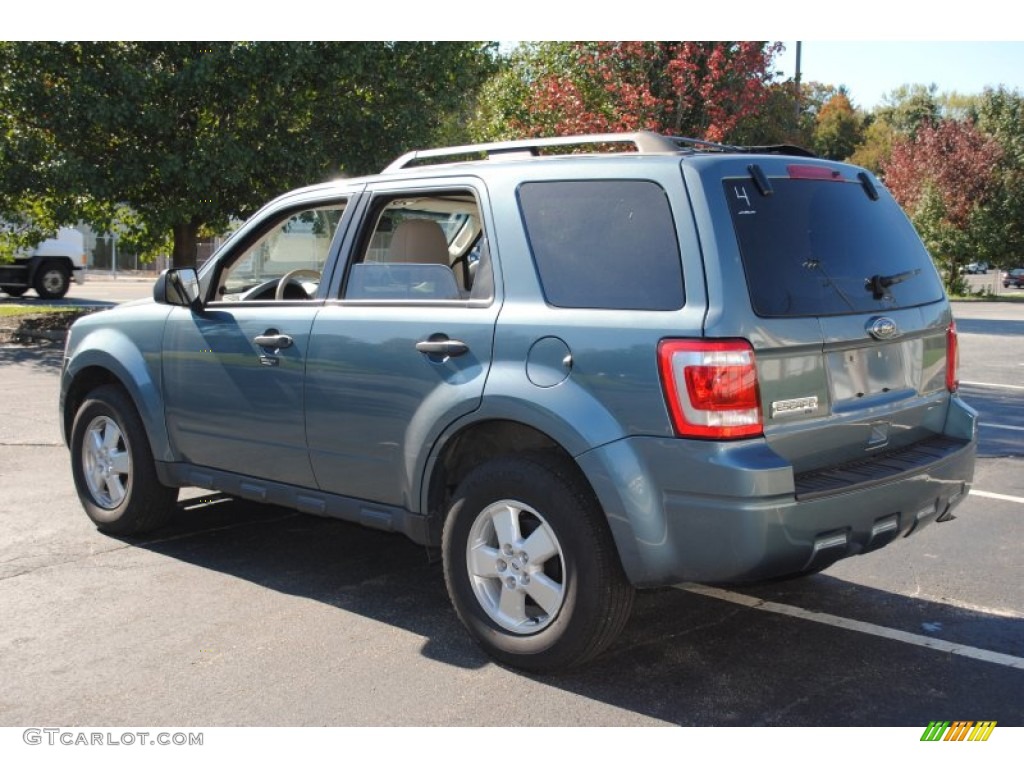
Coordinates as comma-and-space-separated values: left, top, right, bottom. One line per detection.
61, 133, 977, 672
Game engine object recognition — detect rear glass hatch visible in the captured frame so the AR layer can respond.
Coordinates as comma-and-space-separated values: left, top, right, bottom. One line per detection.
724, 165, 944, 317
715, 159, 958, 484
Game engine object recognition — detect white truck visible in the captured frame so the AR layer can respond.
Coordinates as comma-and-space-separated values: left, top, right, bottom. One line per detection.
0, 227, 87, 299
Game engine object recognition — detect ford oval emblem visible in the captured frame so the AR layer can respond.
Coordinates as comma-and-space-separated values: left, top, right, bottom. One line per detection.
867, 316, 900, 340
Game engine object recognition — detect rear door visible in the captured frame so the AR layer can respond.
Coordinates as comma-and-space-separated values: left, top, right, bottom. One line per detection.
304, 178, 500, 511
701, 158, 953, 475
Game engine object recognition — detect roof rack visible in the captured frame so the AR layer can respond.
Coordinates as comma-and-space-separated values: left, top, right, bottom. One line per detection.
739, 144, 817, 158
665, 136, 816, 158
666, 136, 740, 152
383, 131, 816, 173
383, 131, 682, 172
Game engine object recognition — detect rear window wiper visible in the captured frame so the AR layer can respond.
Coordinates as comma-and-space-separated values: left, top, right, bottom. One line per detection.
866, 269, 921, 300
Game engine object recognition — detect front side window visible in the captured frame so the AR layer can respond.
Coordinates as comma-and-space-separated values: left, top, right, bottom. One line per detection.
215, 203, 346, 301
518, 180, 684, 310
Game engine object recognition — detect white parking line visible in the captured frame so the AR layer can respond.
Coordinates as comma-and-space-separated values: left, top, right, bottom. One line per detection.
980, 422, 1024, 432
676, 583, 1024, 671
971, 489, 1024, 505
961, 380, 1024, 391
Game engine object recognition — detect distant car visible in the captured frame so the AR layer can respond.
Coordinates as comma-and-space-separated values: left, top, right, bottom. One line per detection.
961, 261, 988, 274
1004, 268, 1024, 288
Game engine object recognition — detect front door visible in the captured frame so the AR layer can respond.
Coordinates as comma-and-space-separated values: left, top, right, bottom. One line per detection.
162, 200, 350, 487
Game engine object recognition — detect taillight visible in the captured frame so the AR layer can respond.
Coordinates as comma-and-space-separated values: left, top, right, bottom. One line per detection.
946, 321, 959, 392
657, 339, 763, 439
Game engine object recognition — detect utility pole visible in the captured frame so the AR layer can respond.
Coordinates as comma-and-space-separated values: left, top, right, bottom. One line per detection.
795, 41, 803, 123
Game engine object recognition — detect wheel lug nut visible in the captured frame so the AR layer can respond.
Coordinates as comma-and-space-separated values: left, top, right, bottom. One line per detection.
496, 560, 507, 572
505, 577, 516, 590
521, 575, 530, 585
502, 544, 513, 556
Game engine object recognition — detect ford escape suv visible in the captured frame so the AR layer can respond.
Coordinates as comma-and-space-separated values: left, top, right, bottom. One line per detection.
61, 132, 977, 672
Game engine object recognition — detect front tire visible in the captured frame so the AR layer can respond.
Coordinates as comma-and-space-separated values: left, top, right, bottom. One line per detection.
34, 261, 71, 299
70, 385, 177, 535
442, 454, 634, 673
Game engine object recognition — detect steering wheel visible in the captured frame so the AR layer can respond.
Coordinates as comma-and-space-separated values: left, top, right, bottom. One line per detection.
274, 269, 321, 301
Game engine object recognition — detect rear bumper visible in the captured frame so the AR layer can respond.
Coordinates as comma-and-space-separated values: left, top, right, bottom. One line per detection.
578, 398, 977, 587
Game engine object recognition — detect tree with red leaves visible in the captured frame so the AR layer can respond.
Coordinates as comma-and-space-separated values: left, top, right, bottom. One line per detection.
473, 42, 782, 144
883, 119, 1003, 291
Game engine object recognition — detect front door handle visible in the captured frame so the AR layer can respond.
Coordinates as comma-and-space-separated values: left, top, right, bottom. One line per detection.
254, 333, 294, 349
416, 337, 469, 358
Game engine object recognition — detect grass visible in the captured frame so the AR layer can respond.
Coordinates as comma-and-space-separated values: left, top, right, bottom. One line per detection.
949, 291, 1024, 302
0, 304, 83, 317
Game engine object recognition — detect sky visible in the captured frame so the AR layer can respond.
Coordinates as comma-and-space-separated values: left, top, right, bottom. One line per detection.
774, 41, 1024, 109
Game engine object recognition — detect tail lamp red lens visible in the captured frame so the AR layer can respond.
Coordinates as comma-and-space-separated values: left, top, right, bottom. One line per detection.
946, 321, 959, 393
657, 339, 763, 439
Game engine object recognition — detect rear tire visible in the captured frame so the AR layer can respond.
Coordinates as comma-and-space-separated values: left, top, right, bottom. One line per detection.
34, 261, 71, 299
442, 454, 634, 673
70, 385, 177, 535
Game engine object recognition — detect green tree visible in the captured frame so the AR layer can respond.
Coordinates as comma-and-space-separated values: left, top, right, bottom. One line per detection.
732, 80, 855, 154
0, 42, 496, 267
848, 118, 897, 174
973, 87, 1024, 269
850, 84, 945, 177
728, 81, 808, 147
874, 83, 941, 136
812, 92, 863, 160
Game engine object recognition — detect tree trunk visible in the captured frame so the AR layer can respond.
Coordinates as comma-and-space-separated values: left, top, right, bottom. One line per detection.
171, 221, 200, 270
946, 254, 967, 296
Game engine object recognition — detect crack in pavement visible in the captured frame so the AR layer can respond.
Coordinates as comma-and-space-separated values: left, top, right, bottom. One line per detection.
0, 512, 301, 583
0, 543, 130, 581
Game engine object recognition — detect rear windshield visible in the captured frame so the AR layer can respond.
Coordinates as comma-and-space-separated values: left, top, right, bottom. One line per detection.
518, 180, 684, 310
724, 177, 945, 317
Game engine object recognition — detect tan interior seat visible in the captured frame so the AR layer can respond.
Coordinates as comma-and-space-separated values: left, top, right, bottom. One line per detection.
387, 219, 450, 266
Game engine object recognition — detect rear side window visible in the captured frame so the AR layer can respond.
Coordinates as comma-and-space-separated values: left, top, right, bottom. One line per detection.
725, 177, 945, 317
518, 180, 684, 310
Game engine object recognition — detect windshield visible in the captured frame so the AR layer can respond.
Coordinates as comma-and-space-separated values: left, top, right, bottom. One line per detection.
724, 177, 945, 317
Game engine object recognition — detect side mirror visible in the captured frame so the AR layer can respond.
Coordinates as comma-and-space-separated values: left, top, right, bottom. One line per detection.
154, 268, 202, 311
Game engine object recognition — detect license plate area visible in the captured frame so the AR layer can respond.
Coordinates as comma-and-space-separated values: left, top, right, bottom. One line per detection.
827, 341, 916, 403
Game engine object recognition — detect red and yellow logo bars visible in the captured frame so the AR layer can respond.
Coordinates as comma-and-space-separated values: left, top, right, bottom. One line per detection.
920, 721, 997, 741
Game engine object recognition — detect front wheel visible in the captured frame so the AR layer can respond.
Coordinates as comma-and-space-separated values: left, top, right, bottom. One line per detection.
442, 454, 634, 673
70, 385, 177, 535
34, 261, 71, 299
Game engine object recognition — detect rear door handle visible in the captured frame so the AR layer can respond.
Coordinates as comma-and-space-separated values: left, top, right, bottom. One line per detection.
254, 333, 294, 349
416, 338, 469, 358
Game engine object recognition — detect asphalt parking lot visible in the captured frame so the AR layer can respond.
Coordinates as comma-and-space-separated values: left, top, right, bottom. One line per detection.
0, 290, 1021, 728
